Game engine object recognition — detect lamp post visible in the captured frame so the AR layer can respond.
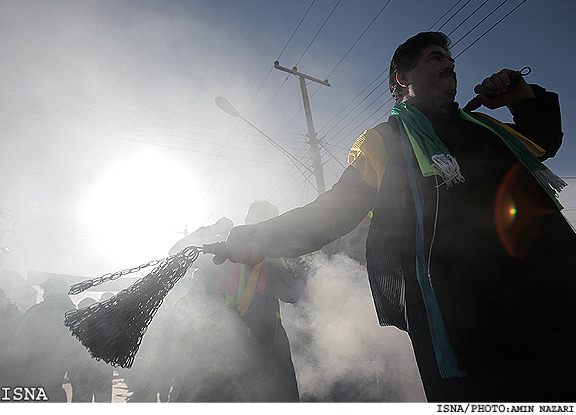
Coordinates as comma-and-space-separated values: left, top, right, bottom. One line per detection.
215, 96, 318, 193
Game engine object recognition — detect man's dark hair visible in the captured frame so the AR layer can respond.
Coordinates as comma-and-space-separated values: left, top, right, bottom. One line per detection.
389, 32, 451, 103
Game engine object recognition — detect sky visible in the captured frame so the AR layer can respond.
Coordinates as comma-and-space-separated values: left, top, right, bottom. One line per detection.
1, 0, 575, 406
0, 0, 575, 284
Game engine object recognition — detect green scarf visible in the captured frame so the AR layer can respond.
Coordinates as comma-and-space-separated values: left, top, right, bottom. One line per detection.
391, 102, 566, 208
391, 102, 566, 379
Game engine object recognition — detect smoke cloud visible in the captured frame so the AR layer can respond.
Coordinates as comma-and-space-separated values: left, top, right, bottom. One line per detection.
84, 251, 426, 402
282, 252, 425, 402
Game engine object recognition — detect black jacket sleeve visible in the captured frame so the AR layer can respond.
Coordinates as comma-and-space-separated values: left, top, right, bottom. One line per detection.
256, 164, 378, 258
509, 84, 563, 160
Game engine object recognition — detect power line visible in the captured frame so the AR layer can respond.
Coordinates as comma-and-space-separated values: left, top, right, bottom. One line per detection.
262, 1, 395, 191
18, 0, 548, 231
0, 89, 276, 150
454, 0, 530, 58
450, 0, 511, 49
294, 0, 343, 67
220, 1, 406, 201
322, 5, 516, 151
319, 0, 532, 159
446, 0, 491, 36
0, 105, 292, 165
246, 0, 318, 116
427, 0, 467, 30
324, 0, 392, 79
317, 68, 388, 136
317, 0, 471, 141
0, 206, 101, 241
199, 1, 321, 215
315, 1, 477, 147
277, 0, 318, 62
437, 0, 475, 31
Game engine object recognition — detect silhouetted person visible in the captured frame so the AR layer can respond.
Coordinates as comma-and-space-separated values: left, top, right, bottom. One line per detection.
118, 219, 235, 402
170, 203, 304, 402
0, 270, 38, 313
214, 32, 576, 402
1, 277, 83, 401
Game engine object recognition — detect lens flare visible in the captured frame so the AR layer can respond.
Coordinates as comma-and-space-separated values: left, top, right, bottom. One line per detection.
494, 164, 556, 258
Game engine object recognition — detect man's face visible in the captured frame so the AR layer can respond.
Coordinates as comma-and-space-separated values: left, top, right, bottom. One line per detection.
399, 45, 457, 105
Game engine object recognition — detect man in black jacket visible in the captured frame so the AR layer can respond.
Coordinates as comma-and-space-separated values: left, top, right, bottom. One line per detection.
212, 32, 576, 402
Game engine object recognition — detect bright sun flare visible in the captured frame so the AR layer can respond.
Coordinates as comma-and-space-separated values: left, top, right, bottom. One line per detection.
85, 151, 205, 263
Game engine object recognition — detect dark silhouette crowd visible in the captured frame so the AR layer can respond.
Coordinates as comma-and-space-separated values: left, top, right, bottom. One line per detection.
0, 201, 310, 403
0, 277, 115, 402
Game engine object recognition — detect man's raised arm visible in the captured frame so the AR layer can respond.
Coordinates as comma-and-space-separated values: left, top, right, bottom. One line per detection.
214, 165, 378, 266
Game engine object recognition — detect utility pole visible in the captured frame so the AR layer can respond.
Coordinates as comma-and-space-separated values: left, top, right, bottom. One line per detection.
274, 61, 330, 194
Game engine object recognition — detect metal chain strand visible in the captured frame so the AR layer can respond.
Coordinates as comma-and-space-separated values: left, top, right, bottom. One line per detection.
68, 246, 201, 295
64, 245, 202, 368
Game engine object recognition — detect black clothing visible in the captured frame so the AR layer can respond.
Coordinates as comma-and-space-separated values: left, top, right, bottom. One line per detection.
0, 295, 83, 401
255, 86, 576, 401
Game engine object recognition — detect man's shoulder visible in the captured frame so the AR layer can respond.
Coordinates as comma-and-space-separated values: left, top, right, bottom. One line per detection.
370, 118, 400, 145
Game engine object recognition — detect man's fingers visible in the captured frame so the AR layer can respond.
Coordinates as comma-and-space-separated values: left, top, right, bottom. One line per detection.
491, 71, 511, 92
470, 69, 534, 109
476, 71, 511, 96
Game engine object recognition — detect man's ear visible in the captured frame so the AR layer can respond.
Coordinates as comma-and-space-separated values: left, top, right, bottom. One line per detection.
396, 72, 409, 88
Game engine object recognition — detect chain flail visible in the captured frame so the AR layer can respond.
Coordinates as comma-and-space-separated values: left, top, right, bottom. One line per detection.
68, 246, 201, 295
64, 243, 224, 368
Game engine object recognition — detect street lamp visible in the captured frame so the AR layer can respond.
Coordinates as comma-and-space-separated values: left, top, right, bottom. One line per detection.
215, 96, 318, 193
215, 96, 240, 118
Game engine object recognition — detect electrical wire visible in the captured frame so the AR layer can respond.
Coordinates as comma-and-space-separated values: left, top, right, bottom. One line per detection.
427, 0, 466, 30
0, 0, 547, 242
277, 0, 318, 62
247, 0, 318, 120
446, 0, 491, 36
454, 0, 530, 58
0, 107, 293, 168
437, 0, 475, 31
450, 0, 511, 49
294, 0, 343, 67
261, 1, 394, 194
319, 0, 531, 158
324, 0, 393, 79
236, 0, 535, 196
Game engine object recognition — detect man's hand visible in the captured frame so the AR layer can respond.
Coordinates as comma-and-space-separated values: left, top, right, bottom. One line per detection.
212, 224, 269, 266
473, 69, 536, 109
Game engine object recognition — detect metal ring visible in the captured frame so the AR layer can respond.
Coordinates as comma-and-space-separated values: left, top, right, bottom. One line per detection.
519, 66, 531, 76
